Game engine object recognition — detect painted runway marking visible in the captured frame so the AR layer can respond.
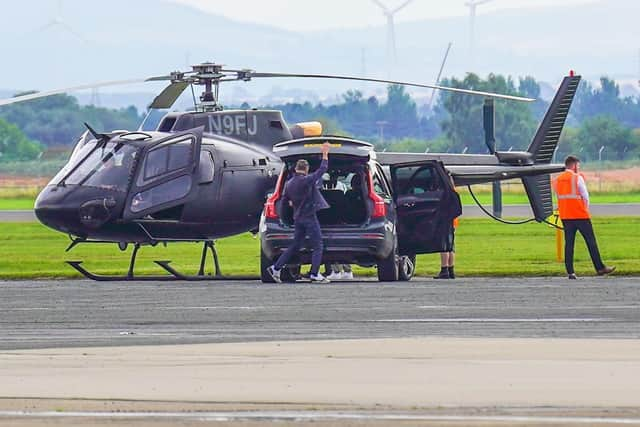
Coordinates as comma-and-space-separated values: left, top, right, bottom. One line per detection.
1, 411, 639, 424
417, 305, 640, 310
161, 306, 266, 310
370, 318, 610, 323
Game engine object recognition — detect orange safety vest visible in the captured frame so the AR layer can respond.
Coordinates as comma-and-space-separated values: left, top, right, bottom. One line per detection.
452, 185, 460, 228
553, 170, 590, 220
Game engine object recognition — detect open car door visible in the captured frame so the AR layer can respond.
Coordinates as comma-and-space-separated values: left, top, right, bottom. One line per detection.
123, 127, 203, 220
391, 160, 461, 255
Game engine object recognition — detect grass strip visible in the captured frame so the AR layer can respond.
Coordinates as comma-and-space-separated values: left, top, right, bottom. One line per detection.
0, 218, 637, 279
0, 198, 34, 210
2, 191, 640, 211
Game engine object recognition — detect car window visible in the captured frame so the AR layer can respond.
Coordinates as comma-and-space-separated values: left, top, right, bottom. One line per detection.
372, 172, 390, 197
396, 165, 442, 197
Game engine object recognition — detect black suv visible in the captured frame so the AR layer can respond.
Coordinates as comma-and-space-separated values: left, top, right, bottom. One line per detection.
259, 137, 461, 282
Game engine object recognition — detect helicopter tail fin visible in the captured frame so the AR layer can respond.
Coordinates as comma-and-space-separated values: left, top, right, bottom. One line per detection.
522, 73, 581, 221
526, 73, 581, 164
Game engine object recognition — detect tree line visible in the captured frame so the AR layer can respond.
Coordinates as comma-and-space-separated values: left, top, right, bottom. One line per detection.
0, 75, 639, 163
0, 93, 141, 161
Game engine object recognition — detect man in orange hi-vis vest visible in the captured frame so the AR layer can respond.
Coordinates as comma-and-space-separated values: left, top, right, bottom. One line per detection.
553, 155, 615, 279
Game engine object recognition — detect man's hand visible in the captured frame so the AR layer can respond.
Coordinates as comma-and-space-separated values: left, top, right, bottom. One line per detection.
321, 142, 330, 160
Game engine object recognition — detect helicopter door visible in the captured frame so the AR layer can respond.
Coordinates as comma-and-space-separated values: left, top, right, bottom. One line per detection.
123, 128, 203, 220
390, 160, 461, 254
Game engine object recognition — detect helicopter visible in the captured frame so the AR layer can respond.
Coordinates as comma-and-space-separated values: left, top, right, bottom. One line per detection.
0, 63, 580, 281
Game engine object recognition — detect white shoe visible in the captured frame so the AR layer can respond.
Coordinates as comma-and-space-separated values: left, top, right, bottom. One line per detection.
310, 273, 330, 283
327, 271, 342, 280
341, 271, 354, 280
267, 265, 282, 283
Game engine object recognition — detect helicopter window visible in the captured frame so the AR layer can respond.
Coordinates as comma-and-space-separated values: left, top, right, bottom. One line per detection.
145, 147, 169, 180
49, 136, 94, 185
198, 151, 215, 184
130, 175, 192, 213
141, 137, 194, 183
168, 143, 191, 170
158, 117, 177, 132
64, 142, 138, 192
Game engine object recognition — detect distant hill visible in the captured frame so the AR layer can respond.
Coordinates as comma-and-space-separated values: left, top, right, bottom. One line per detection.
0, 0, 637, 104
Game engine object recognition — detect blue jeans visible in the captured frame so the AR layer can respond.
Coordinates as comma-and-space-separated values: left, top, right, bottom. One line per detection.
274, 216, 324, 275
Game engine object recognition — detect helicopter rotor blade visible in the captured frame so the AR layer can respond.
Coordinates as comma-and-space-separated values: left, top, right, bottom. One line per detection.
148, 81, 191, 109
248, 72, 535, 102
0, 75, 175, 107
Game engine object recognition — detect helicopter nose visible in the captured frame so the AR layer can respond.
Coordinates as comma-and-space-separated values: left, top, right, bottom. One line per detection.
35, 186, 123, 235
34, 186, 81, 234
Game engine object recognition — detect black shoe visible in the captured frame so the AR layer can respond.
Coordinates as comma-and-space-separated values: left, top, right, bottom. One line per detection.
433, 268, 450, 279
447, 266, 455, 279
568, 273, 578, 280
597, 266, 616, 276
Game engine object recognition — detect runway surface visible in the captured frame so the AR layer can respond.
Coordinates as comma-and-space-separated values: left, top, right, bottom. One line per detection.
2, 203, 639, 222
1, 276, 638, 350
2, 277, 640, 425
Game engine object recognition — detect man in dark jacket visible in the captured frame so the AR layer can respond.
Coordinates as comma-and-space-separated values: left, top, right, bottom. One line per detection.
267, 142, 331, 283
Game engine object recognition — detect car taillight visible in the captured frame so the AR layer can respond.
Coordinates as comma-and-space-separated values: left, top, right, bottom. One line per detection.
264, 170, 284, 219
367, 171, 386, 218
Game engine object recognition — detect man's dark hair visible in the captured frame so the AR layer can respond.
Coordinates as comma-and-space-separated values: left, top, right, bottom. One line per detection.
295, 159, 309, 173
564, 155, 580, 168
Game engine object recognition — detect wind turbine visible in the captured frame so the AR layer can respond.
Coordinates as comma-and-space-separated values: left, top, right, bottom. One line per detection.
34, 0, 86, 43
371, 0, 415, 77
465, 0, 495, 70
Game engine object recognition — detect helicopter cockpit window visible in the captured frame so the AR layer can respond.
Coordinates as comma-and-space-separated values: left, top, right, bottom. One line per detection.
63, 142, 138, 192
48, 132, 97, 186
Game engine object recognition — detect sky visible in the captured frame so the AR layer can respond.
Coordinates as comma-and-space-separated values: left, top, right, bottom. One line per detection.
172, 0, 599, 32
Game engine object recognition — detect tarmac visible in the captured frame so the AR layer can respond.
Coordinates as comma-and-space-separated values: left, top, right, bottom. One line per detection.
1, 277, 640, 425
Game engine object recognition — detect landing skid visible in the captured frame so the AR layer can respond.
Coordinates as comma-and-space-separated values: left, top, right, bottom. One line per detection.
66, 240, 259, 282
155, 261, 259, 281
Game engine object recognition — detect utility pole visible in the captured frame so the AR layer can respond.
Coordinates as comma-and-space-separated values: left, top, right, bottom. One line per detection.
376, 120, 389, 144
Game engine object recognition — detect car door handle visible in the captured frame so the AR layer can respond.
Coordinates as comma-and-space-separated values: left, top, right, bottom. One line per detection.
403, 202, 415, 208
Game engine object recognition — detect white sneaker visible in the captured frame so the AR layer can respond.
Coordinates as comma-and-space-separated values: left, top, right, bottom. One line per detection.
310, 273, 330, 283
341, 271, 354, 280
267, 265, 282, 283
327, 271, 342, 281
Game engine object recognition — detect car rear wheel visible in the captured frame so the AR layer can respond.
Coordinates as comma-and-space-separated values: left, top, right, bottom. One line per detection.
377, 240, 399, 282
398, 255, 416, 281
281, 264, 301, 283
260, 247, 276, 283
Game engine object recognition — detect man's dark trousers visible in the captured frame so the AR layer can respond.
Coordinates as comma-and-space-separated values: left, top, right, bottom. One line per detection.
273, 217, 323, 275
562, 219, 605, 274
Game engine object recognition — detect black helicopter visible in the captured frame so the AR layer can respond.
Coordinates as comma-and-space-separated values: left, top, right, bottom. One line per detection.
0, 63, 580, 281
